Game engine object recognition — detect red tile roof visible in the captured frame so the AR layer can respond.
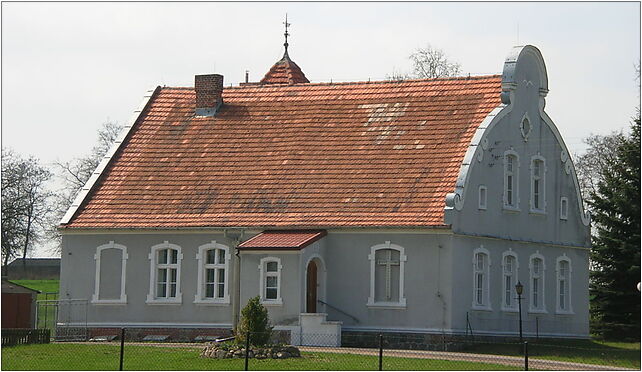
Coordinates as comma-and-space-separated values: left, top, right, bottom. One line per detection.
238, 230, 326, 250
260, 54, 309, 85
63, 75, 502, 229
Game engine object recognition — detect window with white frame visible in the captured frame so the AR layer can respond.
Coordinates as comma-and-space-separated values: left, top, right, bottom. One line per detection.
472, 246, 491, 310
368, 242, 407, 308
530, 156, 546, 213
259, 257, 282, 305
502, 251, 518, 311
529, 253, 546, 312
560, 197, 569, 220
478, 185, 487, 210
146, 241, 182, 304
195, 242, 230, 304
504, 151, 519, 210
556, 256, 572, 313
92, 241, 128, 305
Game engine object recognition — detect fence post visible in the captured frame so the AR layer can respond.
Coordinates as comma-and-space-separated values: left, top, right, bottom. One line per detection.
119, 328, 125, 371
244, 332, 250, 371
378, 333, 383, 371
523, 341, 528, 371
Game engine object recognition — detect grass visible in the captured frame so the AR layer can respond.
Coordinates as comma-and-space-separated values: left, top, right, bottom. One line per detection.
2, 343, 516, 370
464, 338, 640, 369
10, 279, 59, 300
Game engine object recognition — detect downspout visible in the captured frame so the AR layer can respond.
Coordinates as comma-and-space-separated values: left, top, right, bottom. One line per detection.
225, 229, 245, 331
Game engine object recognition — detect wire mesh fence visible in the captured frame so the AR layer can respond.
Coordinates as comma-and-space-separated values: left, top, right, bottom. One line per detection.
1, 329, 638, 370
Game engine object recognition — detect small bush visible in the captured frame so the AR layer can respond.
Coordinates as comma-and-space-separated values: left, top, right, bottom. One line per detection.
235, 296, 273, 346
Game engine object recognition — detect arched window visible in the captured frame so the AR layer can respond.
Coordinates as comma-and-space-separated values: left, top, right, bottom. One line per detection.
146, 241, 183, 304
472, 246, 491, 310
530, 156, 546, 213
259, 257, 282, 305
92, 241, 128, 305
504, 151, 520, 210
502, 250, 519, 312
195, 241, 230, 304
368, 241, 407, 308
556, 256, 573, 314
529, 253, 546, 313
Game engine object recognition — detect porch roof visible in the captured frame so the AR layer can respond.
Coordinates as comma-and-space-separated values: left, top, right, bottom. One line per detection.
237, 230, 326, 250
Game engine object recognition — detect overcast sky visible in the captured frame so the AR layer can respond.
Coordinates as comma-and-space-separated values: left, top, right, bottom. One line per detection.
2, 2, 640, 257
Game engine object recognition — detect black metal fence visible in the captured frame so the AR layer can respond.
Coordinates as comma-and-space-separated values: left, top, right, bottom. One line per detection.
1, 329, 638, 370
2, 328, 50, 347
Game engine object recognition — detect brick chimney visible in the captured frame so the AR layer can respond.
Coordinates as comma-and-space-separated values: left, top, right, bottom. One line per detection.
195, 74, 224, 116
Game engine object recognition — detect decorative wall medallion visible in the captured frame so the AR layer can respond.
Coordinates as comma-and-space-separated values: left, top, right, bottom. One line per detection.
481, 138, 489, 151
565, 162, 571, 175
560, 149, 568, 163
477, 149, 484, 162
520, 113, 532, 142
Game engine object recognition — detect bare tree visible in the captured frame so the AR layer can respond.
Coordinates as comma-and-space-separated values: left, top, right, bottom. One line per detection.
1, 149, 53, 272
48, 122, 123, 252
388, 44, 462, 81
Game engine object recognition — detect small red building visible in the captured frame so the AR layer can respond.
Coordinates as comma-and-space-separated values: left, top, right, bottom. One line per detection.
2, 279, 39, 328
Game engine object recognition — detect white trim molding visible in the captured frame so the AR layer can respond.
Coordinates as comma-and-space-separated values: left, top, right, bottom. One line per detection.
501, 249, 519, 312
259, 257, 283, 306
529, 155, 547, 214
471, 245, 492, 311
528, 252, 547, 313
556, 255, 573, 314
503, 150, 520, 211
92, 241, 128, 305
194, 241, 231, 305
367, 241, 407, 309
146, 241, 183, 305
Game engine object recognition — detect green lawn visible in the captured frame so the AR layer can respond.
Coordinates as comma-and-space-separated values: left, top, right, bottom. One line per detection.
463, 338, 640, 369
2, 343, 516, 371
10, 280, 59, 300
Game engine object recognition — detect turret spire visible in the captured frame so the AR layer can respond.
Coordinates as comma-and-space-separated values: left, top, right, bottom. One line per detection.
283, 14, 290, 58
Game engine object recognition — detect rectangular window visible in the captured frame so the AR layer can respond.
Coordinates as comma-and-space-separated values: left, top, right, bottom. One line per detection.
266, 275, 278, 299
479, 186, 487, 210
260, 258, 282, 304
532, 277, 539, 308
476, 273, 484, 305
531, 158, 546, 212
505, 276, 512, 306
560, 197, 568, 220
504, 153, 519, 209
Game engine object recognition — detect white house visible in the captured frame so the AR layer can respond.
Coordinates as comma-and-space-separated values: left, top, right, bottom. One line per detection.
58, 43, 590, 344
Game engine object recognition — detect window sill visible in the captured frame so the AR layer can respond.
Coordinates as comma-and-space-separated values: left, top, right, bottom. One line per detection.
471, 305, 493, 312
500, 307, 519, 313
91, 299, 127, 305
528, 309, 548, 314
502, 206, 521, 213
146, 298, 182, 305
367, 300, 407, 309
529, 209, 547, 216
260, 299, 283, 306
193, 299, 230, 306
555, 310, 574, 316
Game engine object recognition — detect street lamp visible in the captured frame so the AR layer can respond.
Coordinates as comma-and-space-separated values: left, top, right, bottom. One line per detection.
515, 281, 524, 343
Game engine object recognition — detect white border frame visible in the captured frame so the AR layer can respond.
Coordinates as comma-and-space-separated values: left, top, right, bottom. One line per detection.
471, 245, 492, 311
194, 241, 231, 305
528, 251, 547, 313
304, 254, 327, 313
478, 185, 488, 210
92, 241, 128, 305
500, 249, 519, 312
367, 241, 407, 309
503, 150, 520, 211
556, 255, 573, 314
530, 155, 547, 214
146, 241, 183, 305
259, 257, 283, 306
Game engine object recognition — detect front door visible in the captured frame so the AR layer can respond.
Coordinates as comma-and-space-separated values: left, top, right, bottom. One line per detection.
306, 260, 317, 313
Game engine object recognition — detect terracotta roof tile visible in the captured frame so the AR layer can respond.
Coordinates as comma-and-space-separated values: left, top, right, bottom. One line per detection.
238, 230, 326, 250
260, 54, 309, 85
63, 75, 502, 229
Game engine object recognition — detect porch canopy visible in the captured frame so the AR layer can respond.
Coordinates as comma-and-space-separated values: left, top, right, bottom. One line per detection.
237, 230, 326, 251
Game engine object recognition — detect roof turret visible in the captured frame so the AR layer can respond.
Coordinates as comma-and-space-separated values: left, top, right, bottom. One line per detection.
259, 15, 310, 85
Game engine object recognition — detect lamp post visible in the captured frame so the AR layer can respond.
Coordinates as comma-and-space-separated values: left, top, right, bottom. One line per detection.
515, 281, 524, 343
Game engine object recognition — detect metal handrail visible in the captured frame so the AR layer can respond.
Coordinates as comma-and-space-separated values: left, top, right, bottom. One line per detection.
317, 299, 359, 324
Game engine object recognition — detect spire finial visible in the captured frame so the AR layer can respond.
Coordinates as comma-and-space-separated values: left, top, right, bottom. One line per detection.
283, 14, 290, 58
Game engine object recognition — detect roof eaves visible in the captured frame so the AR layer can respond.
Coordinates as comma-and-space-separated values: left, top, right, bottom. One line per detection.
59, 86, 162, 226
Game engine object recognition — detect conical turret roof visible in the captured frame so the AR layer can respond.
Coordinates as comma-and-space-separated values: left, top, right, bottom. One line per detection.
260, 51, 310, 85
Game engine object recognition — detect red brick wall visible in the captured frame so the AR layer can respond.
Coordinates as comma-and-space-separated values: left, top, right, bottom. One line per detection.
195, 74, 224, 109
